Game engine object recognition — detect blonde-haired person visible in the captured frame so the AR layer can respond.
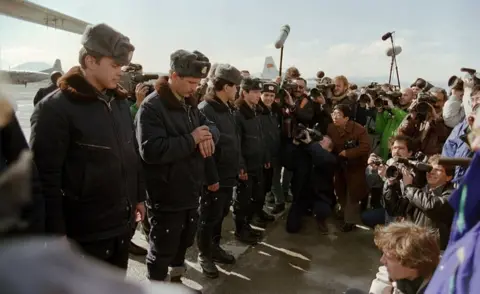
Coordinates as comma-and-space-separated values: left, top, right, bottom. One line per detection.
371, 222, 440, 294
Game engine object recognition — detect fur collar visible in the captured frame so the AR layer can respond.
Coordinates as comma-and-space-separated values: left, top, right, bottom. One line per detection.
156, 83, 198, 110
206, 96, 235, 113
57, 66, 128, 100
236, 99, 262, 120
258, 100, 281, 115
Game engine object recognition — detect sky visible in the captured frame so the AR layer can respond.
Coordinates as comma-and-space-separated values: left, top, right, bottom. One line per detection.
0, 0, 479, 86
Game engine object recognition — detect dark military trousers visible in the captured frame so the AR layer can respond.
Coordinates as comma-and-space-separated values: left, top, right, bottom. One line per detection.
146, 208, 199, 281
197, 187, 234, 259
77, 232, 131, 272
233, 169, 264, 232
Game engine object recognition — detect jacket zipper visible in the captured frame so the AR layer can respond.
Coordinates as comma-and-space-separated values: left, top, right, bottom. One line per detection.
98, 97, 132, 220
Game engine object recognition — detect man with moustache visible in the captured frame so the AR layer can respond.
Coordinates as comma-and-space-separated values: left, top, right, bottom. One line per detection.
30, 23, 145, 271
135, 49, 219, 283
196, 64, 243, 278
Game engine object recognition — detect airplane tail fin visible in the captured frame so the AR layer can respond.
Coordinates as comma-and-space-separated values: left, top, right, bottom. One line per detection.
261, 56, 279, 81
41, 59, 62, 74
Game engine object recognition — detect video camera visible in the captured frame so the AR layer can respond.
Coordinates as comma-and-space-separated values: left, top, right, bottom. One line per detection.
385, 152, 432, 181
119, 63, 159, 99
277, 78, 298, 107
315, 77, 335, 100
413, 92, 437, 121
448, 67, 480, 90
373, 91, 402, 108
294, 123, 324, 142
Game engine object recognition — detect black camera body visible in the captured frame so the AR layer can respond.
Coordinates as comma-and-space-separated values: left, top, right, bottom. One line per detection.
119, 64, 159, 100
344, 139, 358, 150
414, 92, 438, 121
294, 123, 324, 142
373, 91, 402, 108
386, 152, 431, 181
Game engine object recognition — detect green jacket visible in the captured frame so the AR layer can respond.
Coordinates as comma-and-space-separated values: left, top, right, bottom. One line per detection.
375, 107, 407, 160
130, 103, 139, 120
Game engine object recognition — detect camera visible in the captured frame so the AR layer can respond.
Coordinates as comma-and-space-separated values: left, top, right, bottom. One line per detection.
344, 139, 358, 150
119, 63, 159, 99
277, 79, 298, 106
294, 123, 324, 142
385, 152, 432, 181
414, 92, 437, 121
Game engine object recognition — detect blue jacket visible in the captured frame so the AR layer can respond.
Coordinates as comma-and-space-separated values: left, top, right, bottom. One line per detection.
442, 120, 473, 183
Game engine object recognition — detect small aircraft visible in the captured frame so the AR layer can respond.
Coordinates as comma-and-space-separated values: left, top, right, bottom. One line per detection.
0, 59, 63, 87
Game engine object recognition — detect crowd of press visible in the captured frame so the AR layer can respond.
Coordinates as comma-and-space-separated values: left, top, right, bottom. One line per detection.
1, 23, 479, 294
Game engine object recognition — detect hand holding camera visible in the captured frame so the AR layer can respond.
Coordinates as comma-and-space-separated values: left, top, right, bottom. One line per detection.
135, 83, 150, 107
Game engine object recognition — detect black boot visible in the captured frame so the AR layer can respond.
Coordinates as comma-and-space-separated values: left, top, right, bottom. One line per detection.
259, 210, 275, 222
235, 225, 259, 245
198, 255, 219, 279
248, 225, 263, 238
128, 241, 147, 256
251, 216, 267, 228
212, 244, 236, 264
271, 203, 285, 214
340, 223, 356, 232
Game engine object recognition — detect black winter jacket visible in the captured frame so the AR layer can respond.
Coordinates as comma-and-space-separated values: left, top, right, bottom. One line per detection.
258, 101, 282, 160
0, 114, 45, 236
136, 83, 219, 211
30, 66, 145, 242
383, 182, 454, 249
235, 100, 269, 172
198, 97, 239, 187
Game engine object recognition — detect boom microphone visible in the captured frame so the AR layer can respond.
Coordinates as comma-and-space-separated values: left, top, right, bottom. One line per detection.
274, 25, 291, 49
438, 157, 472, 168
381, 31, 394, 41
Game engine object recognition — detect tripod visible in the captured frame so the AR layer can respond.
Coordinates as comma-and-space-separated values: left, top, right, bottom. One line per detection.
387, 34, 401, 88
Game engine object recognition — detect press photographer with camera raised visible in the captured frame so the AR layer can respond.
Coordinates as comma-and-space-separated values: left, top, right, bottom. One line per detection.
362, 135, 426, 228
327, 104, 371, 232
374, 88, 413, 160
284, 128, 336, 234
381, 154, 454, 249
397, 89, 450, 156
442, 84, 480, 183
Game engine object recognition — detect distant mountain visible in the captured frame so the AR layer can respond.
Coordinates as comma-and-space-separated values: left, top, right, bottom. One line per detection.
11, 62, 50, 72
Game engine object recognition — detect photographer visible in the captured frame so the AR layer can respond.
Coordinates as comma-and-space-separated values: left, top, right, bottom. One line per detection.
397, 91, 450, 156
362, 135, 425, 228
327, 104, 371, 232
442, 85, 480, 183
382, 154, 454, 249
284, 129, 336, 234
130, 76, 168, 119
331, 75, 354, 107
443, 77, 465, 128
375, 88, 413, 160
309, 87, 333, 135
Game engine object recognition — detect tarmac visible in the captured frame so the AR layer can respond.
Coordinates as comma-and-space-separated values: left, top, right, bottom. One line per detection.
127, 207, 381, 294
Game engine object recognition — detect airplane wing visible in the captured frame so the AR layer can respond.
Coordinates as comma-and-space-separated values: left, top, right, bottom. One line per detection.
0, 0, 90, 35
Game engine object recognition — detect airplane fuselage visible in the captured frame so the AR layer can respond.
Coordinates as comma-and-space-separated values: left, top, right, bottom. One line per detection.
0, 70, 49, 85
